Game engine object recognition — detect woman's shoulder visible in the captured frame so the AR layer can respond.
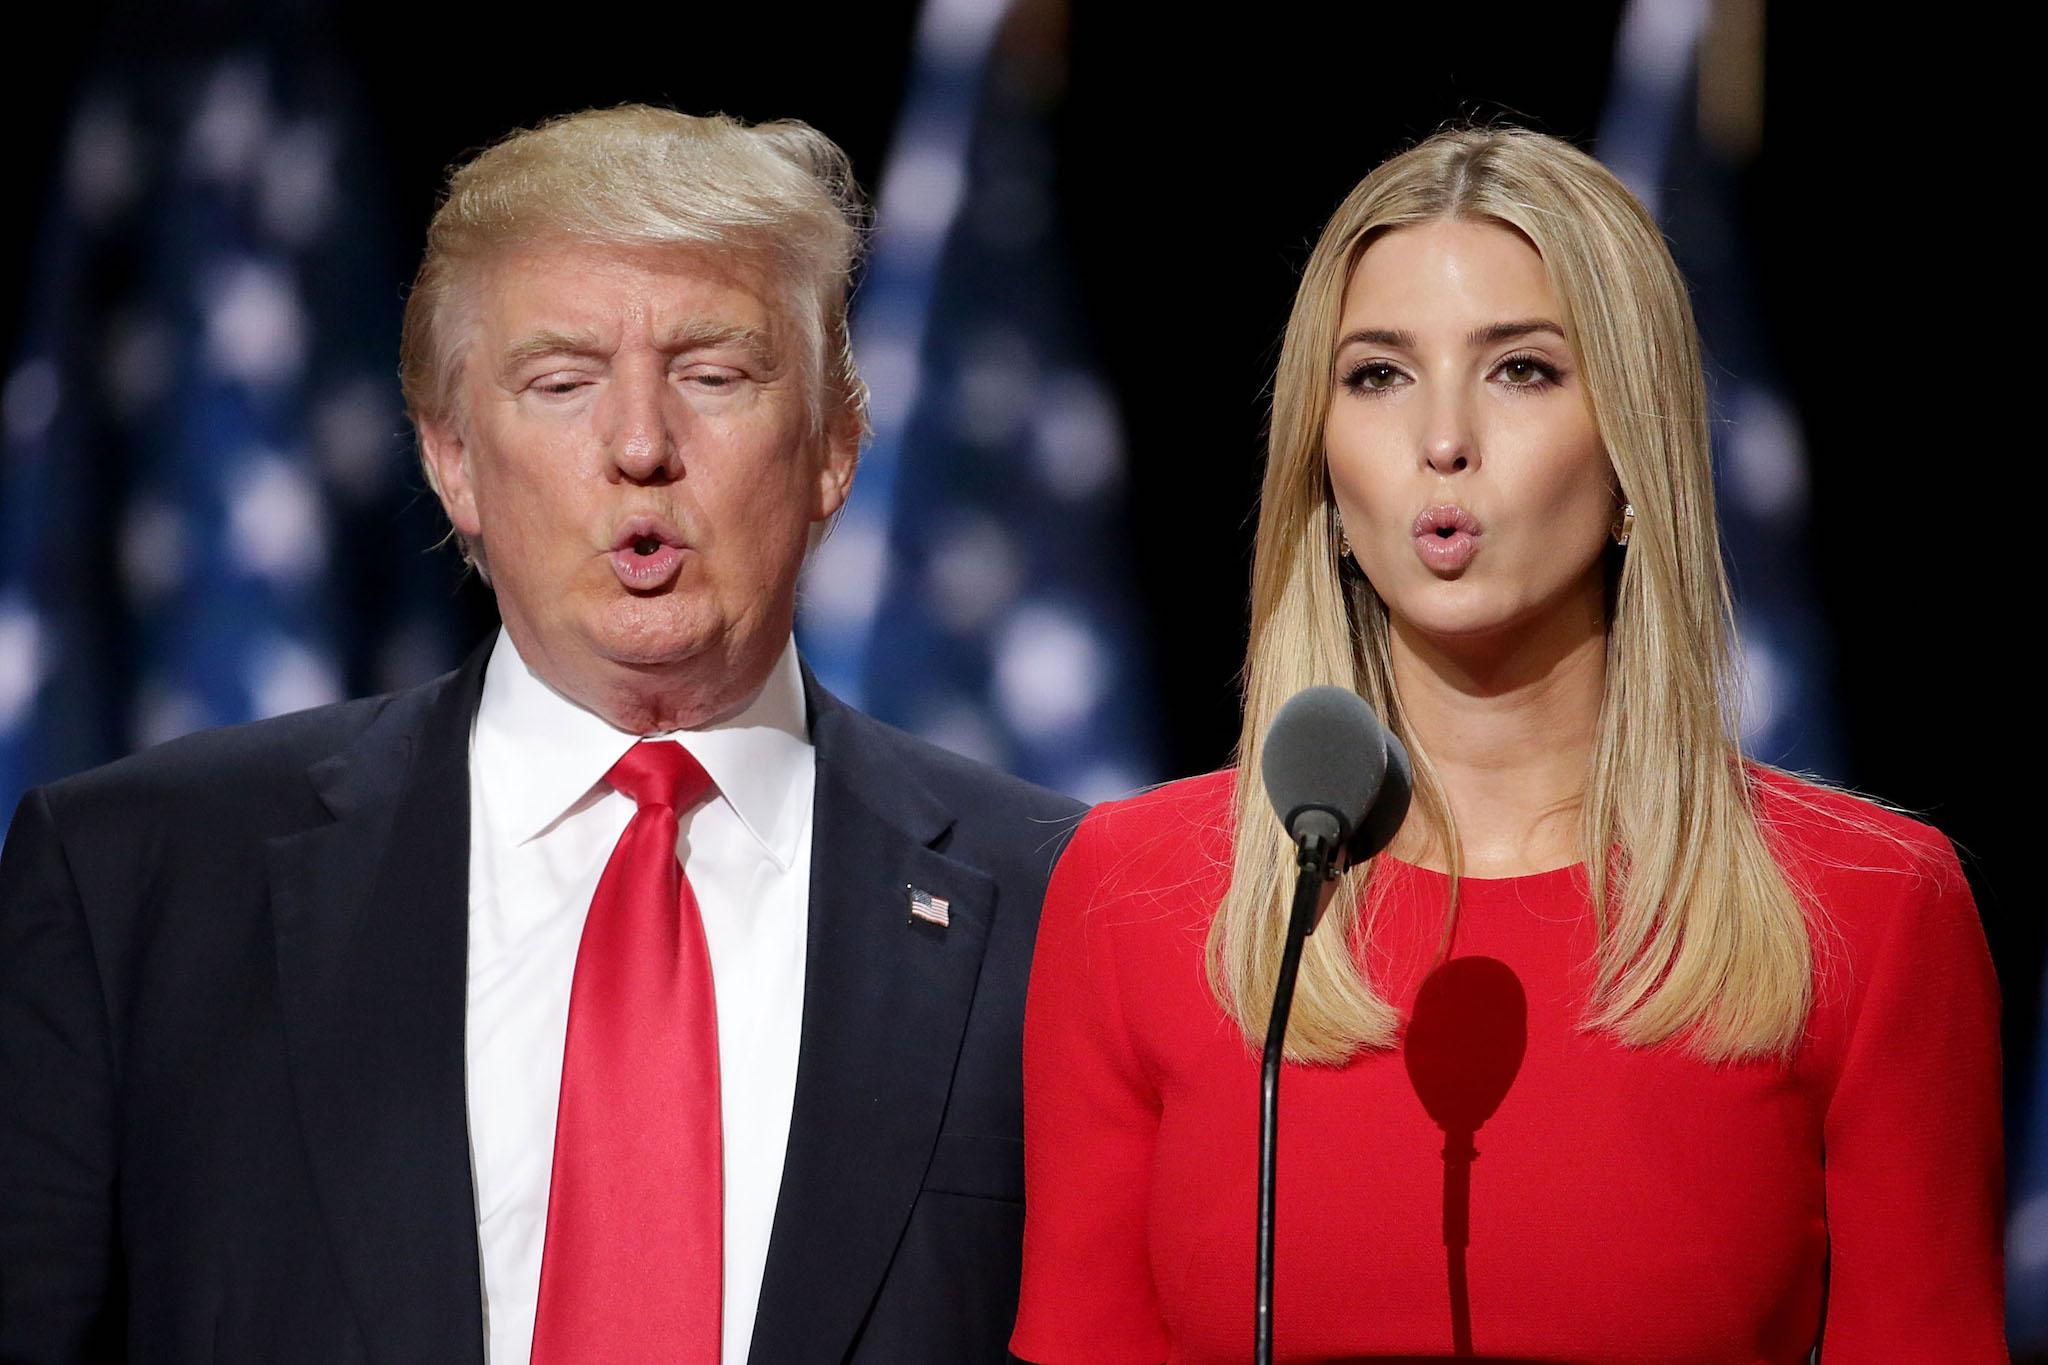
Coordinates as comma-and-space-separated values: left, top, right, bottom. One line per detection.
1745, 763, 1962, 885
1078, 767, 1237, 840
1744, 764, 1980, 993
1748, 778, 1998, 1162
1050, 768, 1239, 915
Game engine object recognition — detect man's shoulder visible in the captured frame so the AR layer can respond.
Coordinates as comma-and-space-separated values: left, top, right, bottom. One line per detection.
818, 699, 1086, 830
27, 675, 446, 837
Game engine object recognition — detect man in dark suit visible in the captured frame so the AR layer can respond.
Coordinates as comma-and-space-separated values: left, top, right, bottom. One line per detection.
0, 105, 1082, 1364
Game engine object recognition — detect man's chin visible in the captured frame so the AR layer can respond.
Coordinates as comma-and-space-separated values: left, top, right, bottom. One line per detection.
577, 615, 788, 731
589, 627, 722, 673
510, 594, 716, 676
507, 593, 785, 714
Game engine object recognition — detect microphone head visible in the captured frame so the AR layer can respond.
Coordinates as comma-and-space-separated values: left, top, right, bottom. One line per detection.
1346, 727, 1412, 863
1261, 686, 1389, 848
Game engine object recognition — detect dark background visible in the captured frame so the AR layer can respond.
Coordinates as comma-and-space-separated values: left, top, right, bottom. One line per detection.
4, 0, 2032, 1337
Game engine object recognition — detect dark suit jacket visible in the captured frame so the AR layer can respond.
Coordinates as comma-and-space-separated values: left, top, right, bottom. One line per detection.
0, 641, 1085, 1363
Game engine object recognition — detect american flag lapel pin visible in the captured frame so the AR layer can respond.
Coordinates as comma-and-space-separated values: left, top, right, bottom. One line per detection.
907, 884, 951, 929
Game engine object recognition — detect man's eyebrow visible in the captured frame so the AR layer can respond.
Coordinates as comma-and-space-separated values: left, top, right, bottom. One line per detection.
495, 322, 782, 377
656, 320, 780, 368
497, 329, 606, 376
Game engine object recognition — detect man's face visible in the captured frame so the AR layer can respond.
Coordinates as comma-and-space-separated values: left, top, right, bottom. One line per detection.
421, 239, 855, 726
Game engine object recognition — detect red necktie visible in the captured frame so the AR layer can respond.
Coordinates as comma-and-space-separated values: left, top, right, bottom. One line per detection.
530, 741, 723, 1364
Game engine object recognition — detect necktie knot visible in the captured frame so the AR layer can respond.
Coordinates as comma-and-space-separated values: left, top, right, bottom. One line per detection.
605, 740, 714, 813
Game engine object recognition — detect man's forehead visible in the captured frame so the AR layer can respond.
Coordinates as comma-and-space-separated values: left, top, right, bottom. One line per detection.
476, 238, 787, 344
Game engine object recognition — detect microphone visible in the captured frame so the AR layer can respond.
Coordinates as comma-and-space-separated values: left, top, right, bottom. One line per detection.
1259, 685, 1414, 902
1253, 685, 1411, 1365
1347, 714, 1412, 867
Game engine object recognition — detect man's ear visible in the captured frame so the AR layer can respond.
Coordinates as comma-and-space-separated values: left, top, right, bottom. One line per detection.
419, 417, 483, 538
812, 407, 861, 524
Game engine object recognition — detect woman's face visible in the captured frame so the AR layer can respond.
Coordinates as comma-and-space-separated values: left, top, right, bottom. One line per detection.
1325, 219, 1615, 653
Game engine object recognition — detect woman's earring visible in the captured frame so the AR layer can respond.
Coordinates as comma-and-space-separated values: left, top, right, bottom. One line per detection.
1611, 502, 1635, 548
1335, 514, 1356, 565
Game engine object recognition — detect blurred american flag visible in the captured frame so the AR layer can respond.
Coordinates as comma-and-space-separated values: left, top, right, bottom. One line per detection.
1601, 0, 2038, 1345
1599, 0, 1840, 776
797, 0, 1161, 803
0, 47, 462, 830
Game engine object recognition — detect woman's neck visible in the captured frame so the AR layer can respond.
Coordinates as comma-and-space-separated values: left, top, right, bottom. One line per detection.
1386, 590, 1607, 878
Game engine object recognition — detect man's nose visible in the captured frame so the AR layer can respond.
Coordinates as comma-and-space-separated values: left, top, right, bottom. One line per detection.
604, 371, 683, 482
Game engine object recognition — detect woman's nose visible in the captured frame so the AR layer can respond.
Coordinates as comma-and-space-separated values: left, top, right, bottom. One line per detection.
1421, 397, 1477, 476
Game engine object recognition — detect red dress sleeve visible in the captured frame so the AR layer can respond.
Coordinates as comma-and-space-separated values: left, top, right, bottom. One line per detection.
1817, 832, 2006, 1359
1011, 810, 1172, 1365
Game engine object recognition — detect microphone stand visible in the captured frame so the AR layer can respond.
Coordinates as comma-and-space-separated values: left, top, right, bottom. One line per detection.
1256, 823, 1338, 1365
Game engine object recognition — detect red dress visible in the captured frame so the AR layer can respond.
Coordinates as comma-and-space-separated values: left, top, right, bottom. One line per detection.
1010, 769, 2005, 1364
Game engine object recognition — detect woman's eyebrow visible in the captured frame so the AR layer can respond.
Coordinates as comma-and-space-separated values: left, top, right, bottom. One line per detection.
1335, 327, 1418, 350
1466, 318, 1566, 347
1334, 320, 1566, 352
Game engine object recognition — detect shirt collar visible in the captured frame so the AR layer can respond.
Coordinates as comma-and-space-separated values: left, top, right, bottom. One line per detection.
472, 627, 814, 868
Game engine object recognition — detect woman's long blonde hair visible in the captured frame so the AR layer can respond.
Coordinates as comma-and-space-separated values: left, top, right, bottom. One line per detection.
1210, 126, 1813, 1065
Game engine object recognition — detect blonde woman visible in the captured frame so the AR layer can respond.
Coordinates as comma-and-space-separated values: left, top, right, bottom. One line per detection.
1010, 127, 2004, 1363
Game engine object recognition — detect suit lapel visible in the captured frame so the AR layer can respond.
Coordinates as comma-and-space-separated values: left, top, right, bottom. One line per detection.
266, 643, 490, 1365
748, 676, 997, 1365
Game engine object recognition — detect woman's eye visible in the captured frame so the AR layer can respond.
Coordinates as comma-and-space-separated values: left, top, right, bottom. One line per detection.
1343, 361, 1404, 393
1495, 354, 1561, 389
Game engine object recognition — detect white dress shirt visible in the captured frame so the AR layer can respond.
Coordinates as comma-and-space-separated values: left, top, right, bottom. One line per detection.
464, 627, 814, 1365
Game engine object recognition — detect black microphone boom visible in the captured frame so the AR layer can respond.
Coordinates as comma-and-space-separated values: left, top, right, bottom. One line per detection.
1253, 685, 1411, 1365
